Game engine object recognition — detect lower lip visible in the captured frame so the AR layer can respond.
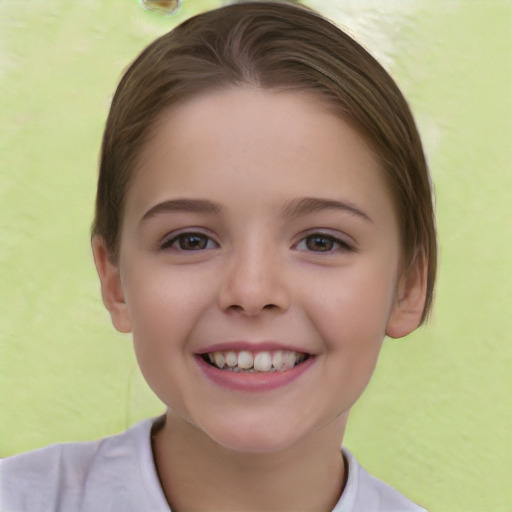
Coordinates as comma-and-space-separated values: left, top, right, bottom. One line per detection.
195, 355, 315, 392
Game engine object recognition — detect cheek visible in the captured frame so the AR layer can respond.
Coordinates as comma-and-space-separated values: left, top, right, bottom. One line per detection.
305, 263, 397, 344
122, 264, 219, 371
124, 279, 200, 408
300, 261, 397, 395
311, 290, 387, 407
124, 263, 212, 330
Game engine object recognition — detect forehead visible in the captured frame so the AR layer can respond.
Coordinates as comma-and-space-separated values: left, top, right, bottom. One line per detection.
124, 87, 395, 226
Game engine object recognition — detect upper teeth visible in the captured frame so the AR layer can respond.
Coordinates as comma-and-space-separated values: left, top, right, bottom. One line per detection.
207, 350, 306, 372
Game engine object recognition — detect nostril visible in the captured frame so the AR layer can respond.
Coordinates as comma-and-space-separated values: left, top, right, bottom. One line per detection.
218, 273, 291, 315
227, 305, 244, 313
226, 303, 279, 315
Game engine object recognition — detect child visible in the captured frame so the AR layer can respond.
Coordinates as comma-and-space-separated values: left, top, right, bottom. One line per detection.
0, 1, 436, 511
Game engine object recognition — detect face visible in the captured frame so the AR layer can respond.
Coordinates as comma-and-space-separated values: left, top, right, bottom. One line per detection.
94, 88, 425, 454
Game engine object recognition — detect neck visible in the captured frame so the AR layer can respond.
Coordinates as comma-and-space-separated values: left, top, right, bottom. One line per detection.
152, 411, 348, 512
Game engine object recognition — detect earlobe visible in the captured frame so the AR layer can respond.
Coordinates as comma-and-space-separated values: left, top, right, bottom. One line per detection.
91, 237, 132, 333
386, 253, 428, 339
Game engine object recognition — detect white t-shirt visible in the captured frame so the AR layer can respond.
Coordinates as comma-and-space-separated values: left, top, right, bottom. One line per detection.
0, 418, 427, 512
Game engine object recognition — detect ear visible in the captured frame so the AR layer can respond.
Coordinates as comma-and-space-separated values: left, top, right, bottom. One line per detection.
92, 236, 132, 333
386, 252, 428, 339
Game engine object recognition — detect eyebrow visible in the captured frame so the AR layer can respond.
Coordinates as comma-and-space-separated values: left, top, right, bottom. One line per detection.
140, 198, 222, 223
281, 197, 372, 222
139, 196, 371, 223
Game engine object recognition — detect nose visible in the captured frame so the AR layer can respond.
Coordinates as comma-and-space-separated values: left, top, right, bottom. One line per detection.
218, 243, 291, 316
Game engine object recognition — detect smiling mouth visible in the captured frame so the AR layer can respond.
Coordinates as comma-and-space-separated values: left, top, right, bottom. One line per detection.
200, 349, 310, 373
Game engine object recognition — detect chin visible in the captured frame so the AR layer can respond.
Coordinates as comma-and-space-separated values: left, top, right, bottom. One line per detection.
216, 434, 297, 454
205, 417, 307, 455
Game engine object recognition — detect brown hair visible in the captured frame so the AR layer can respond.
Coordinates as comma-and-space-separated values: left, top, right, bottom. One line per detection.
92, 0, 437, 322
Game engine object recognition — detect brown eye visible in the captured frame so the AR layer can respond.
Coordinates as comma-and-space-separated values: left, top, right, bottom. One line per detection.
178, 234, 208, 250
294, 233, 352, 253
162, 232, 217, 251
305, 234, 336, 252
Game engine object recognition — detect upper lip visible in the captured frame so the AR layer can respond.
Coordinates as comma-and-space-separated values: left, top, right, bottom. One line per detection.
195, 341, 312, 355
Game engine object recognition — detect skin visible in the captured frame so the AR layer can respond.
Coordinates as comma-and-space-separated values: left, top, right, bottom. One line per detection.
93, 87, 427, 511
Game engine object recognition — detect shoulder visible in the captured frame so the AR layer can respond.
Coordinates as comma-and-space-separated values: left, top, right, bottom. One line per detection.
332, 449, 427, 512
0, 418, 169, 512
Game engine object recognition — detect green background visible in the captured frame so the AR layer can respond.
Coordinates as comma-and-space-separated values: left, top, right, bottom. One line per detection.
1, 1, 511, 511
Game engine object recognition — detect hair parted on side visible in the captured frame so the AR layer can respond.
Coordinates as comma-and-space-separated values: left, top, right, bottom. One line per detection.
92, 0, 437, 323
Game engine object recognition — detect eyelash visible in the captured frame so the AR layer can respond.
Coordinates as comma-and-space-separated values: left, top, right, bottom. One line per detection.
160, 231, 219, 251
160, 230, 353, 254
293, 232, 353, 254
